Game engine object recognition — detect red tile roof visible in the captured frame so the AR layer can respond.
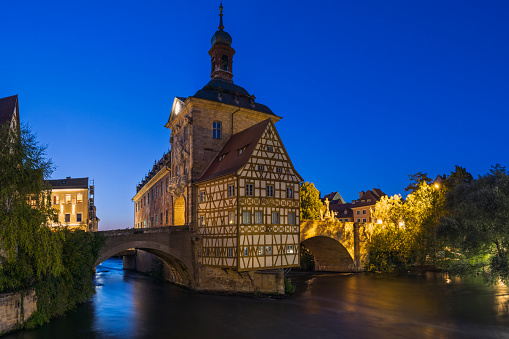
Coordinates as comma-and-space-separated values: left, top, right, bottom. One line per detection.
196, 119, 271, 183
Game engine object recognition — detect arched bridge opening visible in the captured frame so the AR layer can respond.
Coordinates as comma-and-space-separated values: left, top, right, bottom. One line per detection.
96, 227, 195, 287
301, 236, 355, 272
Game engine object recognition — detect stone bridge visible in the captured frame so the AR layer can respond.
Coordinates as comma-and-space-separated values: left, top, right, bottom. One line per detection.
96, 226, 195, 287
300, 220, 371, 272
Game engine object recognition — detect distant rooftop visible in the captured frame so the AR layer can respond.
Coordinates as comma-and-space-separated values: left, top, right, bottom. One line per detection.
47, 177, 89, 189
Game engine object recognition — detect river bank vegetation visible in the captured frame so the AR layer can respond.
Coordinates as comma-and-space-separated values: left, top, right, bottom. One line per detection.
369, 164, 509, 285
0, 124, 103, 328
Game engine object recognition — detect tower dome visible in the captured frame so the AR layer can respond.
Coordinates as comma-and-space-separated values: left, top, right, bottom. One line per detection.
210, 3, 232, 46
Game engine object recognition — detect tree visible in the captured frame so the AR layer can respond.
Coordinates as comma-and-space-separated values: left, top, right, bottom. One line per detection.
405, 172, 432, 192
443, 165, 473, 190
0, 123, 62, 290
300, 182, 322, 220
439, 165, 509, 284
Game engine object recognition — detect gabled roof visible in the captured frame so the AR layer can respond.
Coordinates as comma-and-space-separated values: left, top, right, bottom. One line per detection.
47, 177, 89, 189
196, 119, 271, 183
0, 95, 18, 127
330, 202, 353, 217
352, 188, 386, 208
322, 191, 346, 204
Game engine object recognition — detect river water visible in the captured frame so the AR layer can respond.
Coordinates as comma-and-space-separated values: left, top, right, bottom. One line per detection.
5, 258, 509, 338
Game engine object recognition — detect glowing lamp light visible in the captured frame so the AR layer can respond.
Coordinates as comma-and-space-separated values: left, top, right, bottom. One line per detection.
434, 183, 440, 189
398, 221, 405, 229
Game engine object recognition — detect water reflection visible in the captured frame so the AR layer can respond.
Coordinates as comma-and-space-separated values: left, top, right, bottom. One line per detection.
5, 258, 509, 339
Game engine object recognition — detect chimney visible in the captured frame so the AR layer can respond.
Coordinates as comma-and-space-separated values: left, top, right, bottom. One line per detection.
359, 191, 364, 199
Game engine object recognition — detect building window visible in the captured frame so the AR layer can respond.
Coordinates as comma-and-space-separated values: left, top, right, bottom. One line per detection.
200, 216, 205, 226
147, 193, 150, 204
267, 146, 272, 151
228, 184, 235, 197
258, 165, 264, 171
160, 213, 163, 225
155, 215, 158, 227
272, 211, 279, 224
144, 220, 146, 228
265, 246, 272, 255
227, 248, 233, 257
166, 210, 169, 224
161, 182, 164, 195
243, 247, 248, 256
205, 248, 209, 257
228, 211, 235, 224
200, 191, 205, 203
254, 211, 263, 224
76, 213, 82, 222
54, 195, 59, 205
344, 210, 348, 215
367, 199, 371, 202
155, 186, 158, 198
288, 212, 296, 225
258, 246, 264, 255
267, 185, 274, 197
65, 194, 71, 204
363, 218, 367, 222
76, 193, 83, 204
151, 217, 154, 227
362, 209, 366, 215
246, 184, 253, 196
286, 245, 295, 254
356, 210, 360, 215
242, 211, 251, 224
276, 167, 281, 173
215, 248, 219, 257
286, 187, 293, 199
221, 55, 229, 71
65, 214, 70, 223
357, 219, 361, 222
213, 121, 222, 139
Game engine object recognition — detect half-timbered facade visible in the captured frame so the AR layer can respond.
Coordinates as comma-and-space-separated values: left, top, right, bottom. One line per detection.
197, 119, 302, 271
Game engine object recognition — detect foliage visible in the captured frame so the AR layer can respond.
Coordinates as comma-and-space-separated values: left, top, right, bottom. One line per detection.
284, 277, 295, 294
300, 182, 322, 220
369, 182, 445, 271
0, 123, 103, 327
300, 245, 315, 271
438, 164, 509, 284
405, 172, 432, 192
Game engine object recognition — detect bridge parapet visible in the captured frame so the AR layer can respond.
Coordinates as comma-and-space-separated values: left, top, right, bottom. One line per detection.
98, 226, 189, 237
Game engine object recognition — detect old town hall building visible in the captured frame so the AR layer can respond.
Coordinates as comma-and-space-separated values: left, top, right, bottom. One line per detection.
133, 6, 302, 273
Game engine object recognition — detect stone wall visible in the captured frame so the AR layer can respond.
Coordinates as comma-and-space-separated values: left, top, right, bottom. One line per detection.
0, 289, 37, 335
125, 249, 285, 294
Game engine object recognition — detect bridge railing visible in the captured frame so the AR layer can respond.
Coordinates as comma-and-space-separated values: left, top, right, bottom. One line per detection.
98, 225, 190, 237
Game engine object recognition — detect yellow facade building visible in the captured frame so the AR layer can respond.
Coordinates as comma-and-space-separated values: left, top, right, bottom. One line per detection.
47, 177, 99, 232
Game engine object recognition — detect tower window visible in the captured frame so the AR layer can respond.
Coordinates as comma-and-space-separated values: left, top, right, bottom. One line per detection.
213, 121, 222, 139
221, 55, 229, 71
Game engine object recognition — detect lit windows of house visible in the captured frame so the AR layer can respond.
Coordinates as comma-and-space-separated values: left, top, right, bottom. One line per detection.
54, 195, 59, 205
200, 191, 205, 203
228, 211, 235, 224
257, 246, 264, 255
286, 187, 293, 199
65, 194, 71, 204
76, 193, 83, 204
77, 213, 82, 223
286, 245, 295, 254
267, 185, 274, 197
272, 211, 279, 224
228, 184, 235, 197
246, 184, 254, 196
213, 121, 222, 139
242, 211, 251, 224
254, 211, 263, 224
243, 247, 248, 256
265, 246, 272, 255
65, 214, 70, 223
288, 212, 296, 225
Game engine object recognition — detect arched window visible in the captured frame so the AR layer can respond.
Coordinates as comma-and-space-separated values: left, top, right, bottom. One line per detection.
213, 121, 222, 139
221, 55, 229, 71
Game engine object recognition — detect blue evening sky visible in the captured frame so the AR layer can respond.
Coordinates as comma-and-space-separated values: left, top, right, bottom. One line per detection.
1, 1, 508, 230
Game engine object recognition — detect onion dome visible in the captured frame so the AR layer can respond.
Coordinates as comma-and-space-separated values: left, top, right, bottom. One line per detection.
211, 3, 232, 46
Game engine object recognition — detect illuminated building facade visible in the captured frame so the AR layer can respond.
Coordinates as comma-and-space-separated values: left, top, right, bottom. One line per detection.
47, 177, 99, 232
133, 5, 302, 272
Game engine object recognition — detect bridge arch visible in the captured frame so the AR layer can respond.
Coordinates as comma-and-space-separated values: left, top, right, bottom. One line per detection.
301, 236, 355, 272
96, 227, 195, 287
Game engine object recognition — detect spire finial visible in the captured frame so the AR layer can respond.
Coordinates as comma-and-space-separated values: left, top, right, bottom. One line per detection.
218, 3, 224, 30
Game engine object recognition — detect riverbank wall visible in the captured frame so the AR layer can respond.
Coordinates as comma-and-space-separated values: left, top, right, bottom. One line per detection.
0, 289, 37, 336
124, 250, 284, 295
